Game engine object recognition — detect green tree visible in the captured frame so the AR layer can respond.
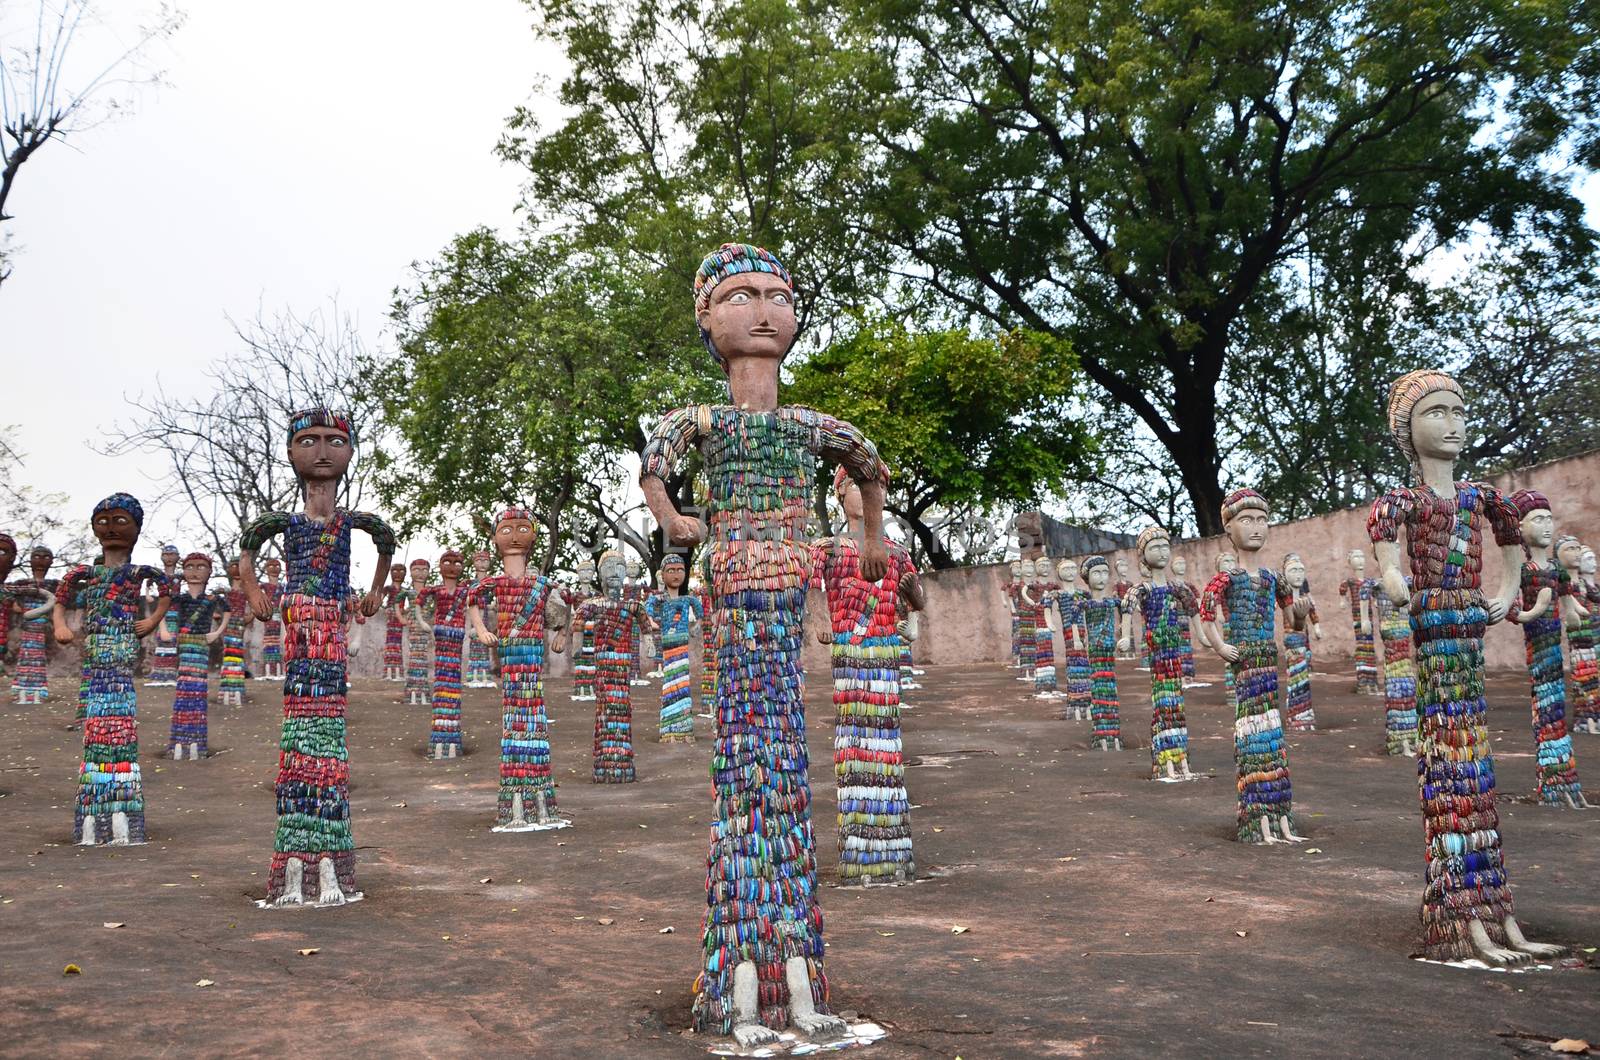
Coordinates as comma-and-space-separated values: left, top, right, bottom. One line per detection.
787, 320, 1099, 567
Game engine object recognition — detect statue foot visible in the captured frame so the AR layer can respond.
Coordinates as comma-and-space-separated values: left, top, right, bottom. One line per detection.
1278, 816, 1307, 842
110, 811, 131, 845
315, 857, 354, 906
1468, 919, 1531, 965
786, 956, 847, 1039
1113, 737, 1123, 751
730, 961, 777, 1046
1164, 761, 1177, 780
1258, 818, 1280, 845
79, 818, 96, 846
1504, 916, 1565, 958
188, 743, 202, 761
732, 1023, 781, 1048
275, 858, 306, 906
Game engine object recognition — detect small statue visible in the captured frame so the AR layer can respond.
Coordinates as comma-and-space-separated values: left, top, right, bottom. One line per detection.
217, 558, 250, 707
464, 549, 498, 688
401, 559, 433, 706
1211, 549, 1239, 706
53, 494, 172, 846
1200, 492, 1306, 844
813, 465, 924, 885
1079, 556, 1122, 750
381, 562, 407, 681
1112, 557, 1135, 660
1021, 560, 1063, 699
643, 554, 701, 743
1052, 558, 1093, 718
586, 550, 644, 782
1171, 554, 1200, 684
255, 557, 286, 681
1120, 528, 1197, 778
416, 550, 472, 760
697, 562, 717, 705
166, 552, 227, 760
1508, 491, 1589, 808
1003, 560, 1022, 667
1368, 369, 1563, 963
468, 508, 572, 830
1565, 542, 1600, 735
1338, 550, 1382, 695
1278, 553, 1323, 732
638, 243, 885, 1044
1015, 558, 1041, 680
238, 408, 395, 907
1374, 555, 1419, 756
11, 545, 57, 704
571, 557, 598, 702
625, 557, 649, 687
146, 544, 182, 686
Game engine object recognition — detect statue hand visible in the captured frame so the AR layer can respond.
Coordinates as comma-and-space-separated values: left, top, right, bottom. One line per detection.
818, 628, 832, 644
1218, 642, 1240, 663
360, 589, 382, 617
1486, 596, 1511, 624
158, 627, 174, 644
133, 615, 160, 639
859, 539, 889, 582
1360, 618, 1371, 635
477, 629, 498, 646
668, 514, 705, 548
1116, 637, 1131, 655
55, 622, 75, 646
1312, 623, 1323, 641
247, 589, 272, 622
551, 632, 568, 654
1381, 568, 1409, 607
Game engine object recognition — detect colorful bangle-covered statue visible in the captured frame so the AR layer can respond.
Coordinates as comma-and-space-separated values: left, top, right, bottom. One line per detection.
417, 550, 472, 760
1338, 550, 1382, 696
1211, 550, 1238, 707
625, 558, 649, 687
1004, 560, 1022, 667
256, 557, 286, 681
1015, 558, 1040, 679
238, 407, 396, 908
1201, 493, 1306, 844
1171, 554, 1198, 682
1509, 495, 1589, 808
1054, 559, 1092, 718
639, 243, 886, 1045
643, 554, 701, 743
1112, 560, 1135, 661
401, 559, 432, 705
167, 553, 227, 760
1567, 545, 1600, 735
697, 567, 717, 704
1278, 553, 1323, 733
571, 558, 598, 701
1079, 556, 1122, 750
217, 559, 250, 706
465, 549, 498, 688
468, 508, 571, 830
813, 466, 924, 886
587, 550, 641, 782
1022, 563, 1062, 699
1121, 528, 1197, 779
146, 544, 181, 686
1368, 368, 1564, 963
381, 562, 406, 681
1374, 561, 1418, 756
12, 545, 56, 704
52, 494, 172, 846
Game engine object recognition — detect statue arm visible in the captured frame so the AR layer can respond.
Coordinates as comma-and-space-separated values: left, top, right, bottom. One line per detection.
1368, 490, 1412, 607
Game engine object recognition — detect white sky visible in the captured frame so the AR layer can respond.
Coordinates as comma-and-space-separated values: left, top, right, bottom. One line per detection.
3, 1, 559, 576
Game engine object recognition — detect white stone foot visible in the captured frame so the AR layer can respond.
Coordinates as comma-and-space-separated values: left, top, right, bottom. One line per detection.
1469, 919, 1530, 964
316, 857, 348, 906
110, 811, 131, 845
1258, 818, 1280, 845
1278, 815, 1307, 842
731, 961, 779, 1047
79, 818, 96, 845
786, 955, 847, 1038
1504, 916, 1565, 958
274, 857, 306, 906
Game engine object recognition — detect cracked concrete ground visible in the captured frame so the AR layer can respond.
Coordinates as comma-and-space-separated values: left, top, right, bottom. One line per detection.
1, 659, 1596, 1058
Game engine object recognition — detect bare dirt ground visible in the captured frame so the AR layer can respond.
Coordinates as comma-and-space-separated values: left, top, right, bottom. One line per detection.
2, 658, 1596, 1058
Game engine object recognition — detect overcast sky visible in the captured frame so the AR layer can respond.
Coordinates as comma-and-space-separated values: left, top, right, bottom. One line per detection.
3, 1, 558, 574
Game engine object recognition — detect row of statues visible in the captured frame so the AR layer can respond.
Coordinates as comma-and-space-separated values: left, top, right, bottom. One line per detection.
5, 238, 1597, 1043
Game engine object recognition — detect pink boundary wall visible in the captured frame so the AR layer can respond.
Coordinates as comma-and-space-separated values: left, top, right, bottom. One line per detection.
853, 449, 1600, 674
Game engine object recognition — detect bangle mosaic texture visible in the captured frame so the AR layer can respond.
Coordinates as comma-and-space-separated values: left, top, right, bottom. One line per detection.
1518, 558, 1583, 805
1084, 595, 1122, 749
645, 591, 702, 742
1375, 582, 1418, 754
1126, 582, 1195, 775
476, 572, 565, 826
1340, 577, 1383, 695
168, 587, 224, 758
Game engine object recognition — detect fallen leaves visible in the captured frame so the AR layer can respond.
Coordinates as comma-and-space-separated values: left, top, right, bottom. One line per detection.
102, 922, 124, 929
1304, 848, 1323, 854
63, 964, 81, 976
1550, 1040, 1590, 1055
951, 925, 970, 935
1235, 931, 1249, 938
195, 979, 215, 988
659, 926, 674, 934
598, 918, 615, 926
297, 948, 320, 957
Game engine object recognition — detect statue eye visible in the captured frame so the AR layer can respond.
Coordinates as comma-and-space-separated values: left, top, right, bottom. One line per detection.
772, 292, 791, 306
727, 291, 750, 305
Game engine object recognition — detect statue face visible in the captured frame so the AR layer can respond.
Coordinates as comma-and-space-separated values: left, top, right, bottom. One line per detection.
1057, 559, 1078, 584
493, 518, 536, 559
1556, 538, 1584, 571
390, 564, 406, 585
1347, 549, 1365, 571
663, 563, 686, 590
1019, 558, 1036, 581
626, 559, 642, 581
473, 550, 492, 573
182, 558, 212, 590
1008, 560, 1021, 578
697, 271, 796, 365
1582, 548, 1597, 576
161, 548, 180, 570
265, 558, 282, 579
226, 560, 241, 582
1409, 390, 1467, 463
409, 562, 430, 588
1216, 551, 1237, 572
1171, 555, 1187, 576
287, 426, 353, 484
29, 548, 51, 577
1114, 558, 1128, 576
91, 507, 141, 552
836, 479, 865, 523
1521, 508, 1555, 549
1143, 539, 1170, 570
1224, 510, 1268, 552
1284, 557, 1307, 588
1086, 565, 1109, 591
439, 554, 465, 581
599, 555, 626, 595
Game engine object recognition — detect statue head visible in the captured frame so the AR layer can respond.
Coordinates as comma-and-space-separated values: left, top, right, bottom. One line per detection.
160, 543, 180, 571
1081, 555, 1109, 592
599, 550, 627, 596
408, 558, 431, 588
1347, 548, 1366, 572
1582, 546, 1597, 578
832, 465, 866, 523
182, 552, 214, 591
29, 545, 52, 577
1215, 550, 1238, 572
694, 243, 796, 372
1387, 370, 1465, 479
438, 549, 465, 582
90, 494, 143, 554
1056, 558, 1079, 585
286, 408, 355, 486
492, 508, 537, 560
1019, 557, 1037, 582
1555, 535, 1584, 572
1136, 527, 1171, 572
1282, 552, 1307, 590
1219, 489, 1269, 554
473, 549, 492, 574
1007, 559, 1021, 581
662, 553, 687, 591
575, 557, 596, 590
389, 562, 406, 586
1512, 490, 1554, 550
264, 557, 282, 580
1171, 554, 1187, 577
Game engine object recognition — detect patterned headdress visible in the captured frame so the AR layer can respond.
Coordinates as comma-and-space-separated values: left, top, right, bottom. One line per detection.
1554, 534, 1581, 555
182, 551, 214, 568
1386, 369, 1462, 476
1510, 489, 1550, 518
1135, 526, 1169, 557
409, 558, 431, 571
160, 543, 180, 557
287, 407, 354, 444
30, 544, 52, 560
1080, 555, 1108, 575
496, 507, 535, 525
92, 492, 144, 528
1219, 488, 1268, 525
439, 549, 464, 564
661, 554, 686, 570
0, 532, 13, 552
693, 243, 794, 370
